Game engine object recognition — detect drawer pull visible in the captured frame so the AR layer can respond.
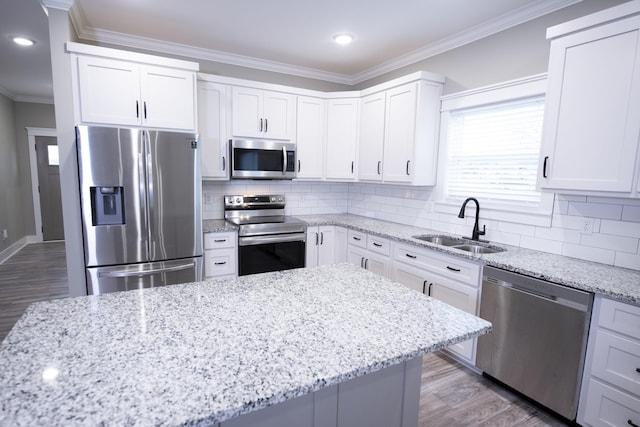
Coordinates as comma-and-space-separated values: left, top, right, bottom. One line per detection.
214, 261, 227, 265
628, 420, 639, 427
214, 239, 226, 243
373, 242, 382, 247
446, 266, 461, 272
405, 253, 417, 259
636, 368, 640, 373
353, 236, 362, 241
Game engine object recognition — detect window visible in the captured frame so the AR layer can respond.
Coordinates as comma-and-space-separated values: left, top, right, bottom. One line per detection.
437, 75, 553, 223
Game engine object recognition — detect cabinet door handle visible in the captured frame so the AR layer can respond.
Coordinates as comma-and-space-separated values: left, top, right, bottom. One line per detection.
222, 156, 226, 171
636, 368, 640, 373
143, 101, 147, 119
406, 160, 410, 175
428, 283, 433, 296
315, 232, 319, 246
259, 118, 263, 132
265, 118, 268, 133
422, 280, 427, 294
351, 161, 354, 174
353, 236, 362, 241
405, 253, 417, 259
214, 239, 226, 243
543, 156, 549, 178
373, 242, 382, 247
214, 261, 227, 265
360, 257, 364, 268
628, 420, 639, 427
364, 258, 369, 269
136, 100, 139, 118
377, 160, 381, 175
320, 232, 324, 245
298, 159, 301, 172
446, 266, 461, 272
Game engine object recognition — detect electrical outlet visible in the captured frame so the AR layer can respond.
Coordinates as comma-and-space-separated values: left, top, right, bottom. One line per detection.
2, 229, 7, 240
581, 219, 593, 234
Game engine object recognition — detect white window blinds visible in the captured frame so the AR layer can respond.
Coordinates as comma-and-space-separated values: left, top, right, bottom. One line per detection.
445, 96, 545, 206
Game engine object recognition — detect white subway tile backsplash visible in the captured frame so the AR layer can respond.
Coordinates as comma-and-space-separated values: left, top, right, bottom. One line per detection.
497, 221, 536, 237
534, 226, 582, 244
622, 205, 640, 223
600, 219, 640, 239
614, 252, 640, 270
562, 243, 616, 265
580, 233, 639, 254
520, 236, 563, 254
568, 201, 622, 220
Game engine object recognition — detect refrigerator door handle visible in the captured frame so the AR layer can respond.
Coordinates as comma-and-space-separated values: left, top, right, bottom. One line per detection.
143, 131, 154, 256
98, 261, 196, 278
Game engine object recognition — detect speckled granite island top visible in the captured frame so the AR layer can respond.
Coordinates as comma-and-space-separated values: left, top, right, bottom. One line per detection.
297, 214, 640, 305
0, 263, 490, 426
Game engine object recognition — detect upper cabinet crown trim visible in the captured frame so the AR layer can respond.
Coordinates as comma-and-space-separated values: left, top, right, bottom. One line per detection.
66, 42, 199, 71
547, 0, 640, 39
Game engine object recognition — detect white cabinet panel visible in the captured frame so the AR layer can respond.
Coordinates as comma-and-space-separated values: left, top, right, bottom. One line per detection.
382, 83, 418, 183
76, 56, 196, 131
232, 87, 295, 140
582, 378, 640, 427
198, 81, 230, 179
296, 96, 326, 179
358, 93, 385, 181
325, 98, 359, 180
204, 231, 237, 279
539, 14, 640, 196
306, 226, 337, 268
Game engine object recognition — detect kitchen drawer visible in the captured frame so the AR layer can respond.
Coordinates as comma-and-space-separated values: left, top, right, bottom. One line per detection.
367, 236, 390, 256
591, 329, 640, 396
393, 243, 481, 287
204, 248, 236, 278
347, 230, 367, 248
204, 231, 236, 250
582, 378, 640, 427
599, 298, 640, 340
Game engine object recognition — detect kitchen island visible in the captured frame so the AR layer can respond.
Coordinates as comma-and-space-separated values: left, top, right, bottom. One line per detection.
0, 263, 490, 426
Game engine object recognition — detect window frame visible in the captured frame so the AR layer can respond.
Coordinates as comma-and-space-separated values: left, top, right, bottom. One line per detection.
435, 74, 554, 227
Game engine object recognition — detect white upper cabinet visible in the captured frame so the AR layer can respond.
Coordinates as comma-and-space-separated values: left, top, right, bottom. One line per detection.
358, 93, 386, 181
296, 96, 326, 180
538, 4, 640, 197
75, 52, 197, 131
325, 98, 359, 181
358, 74, 444, 185
198, 79, 230, 179
232, 87, 295, 140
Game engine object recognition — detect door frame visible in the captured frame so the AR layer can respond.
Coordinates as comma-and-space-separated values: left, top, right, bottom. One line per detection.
27, 127, 58, 243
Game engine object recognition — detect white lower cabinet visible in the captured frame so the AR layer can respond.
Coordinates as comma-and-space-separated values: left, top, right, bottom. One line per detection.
391, 243, 482, 365
306, 226, 347, 268
346, 230, 391, 279
204, 231, 237, 279
578, 296, 640, 427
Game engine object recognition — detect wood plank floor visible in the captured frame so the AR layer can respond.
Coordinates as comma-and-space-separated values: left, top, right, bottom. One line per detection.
0, 241, 69, 342
0, 244, 568, 425
420, 352, 569, 426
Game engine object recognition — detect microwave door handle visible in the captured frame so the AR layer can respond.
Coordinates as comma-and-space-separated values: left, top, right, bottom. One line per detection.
282, 146, 287, 175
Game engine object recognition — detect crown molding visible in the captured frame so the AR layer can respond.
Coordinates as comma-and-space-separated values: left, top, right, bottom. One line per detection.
69, 0, 582, 86
41, 0, 73, 12
14, 95, 55, 104
0, 85, 14, 100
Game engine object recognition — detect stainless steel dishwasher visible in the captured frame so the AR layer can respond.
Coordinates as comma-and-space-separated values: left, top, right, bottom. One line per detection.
477, 266, 593, 421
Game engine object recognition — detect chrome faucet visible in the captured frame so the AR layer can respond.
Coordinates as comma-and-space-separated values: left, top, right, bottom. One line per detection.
458, 197, 486, 241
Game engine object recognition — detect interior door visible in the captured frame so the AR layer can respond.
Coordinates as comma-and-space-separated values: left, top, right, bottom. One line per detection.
35, 136, 64, 241
145, 130, 202, 261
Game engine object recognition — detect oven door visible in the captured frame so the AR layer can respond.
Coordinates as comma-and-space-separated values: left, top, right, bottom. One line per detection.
238, 233, 306, 276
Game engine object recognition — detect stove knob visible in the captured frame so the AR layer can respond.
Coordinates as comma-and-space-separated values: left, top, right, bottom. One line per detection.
226, 197, 234, 204
278, 196, 284, 202
235, 197, 242, 204
271, 196, 277, 202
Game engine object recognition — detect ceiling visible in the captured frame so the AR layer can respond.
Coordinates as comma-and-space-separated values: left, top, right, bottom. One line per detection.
0, 0, 581, 103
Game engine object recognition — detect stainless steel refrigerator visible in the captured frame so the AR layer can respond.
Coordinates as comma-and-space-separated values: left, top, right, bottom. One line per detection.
76, 125, 202, 295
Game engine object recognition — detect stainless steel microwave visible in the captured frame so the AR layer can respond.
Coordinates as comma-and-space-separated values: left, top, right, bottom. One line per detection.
230, 139, 296, 179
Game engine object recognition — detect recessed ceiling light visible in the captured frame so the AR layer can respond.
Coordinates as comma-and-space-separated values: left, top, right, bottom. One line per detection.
333, 34, 354, 45
12, 36, 35, 47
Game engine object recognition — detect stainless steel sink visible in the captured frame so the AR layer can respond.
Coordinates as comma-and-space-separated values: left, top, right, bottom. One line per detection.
452, 244, 505, 254
412, 234, 468, 246
412, 234, 506, 254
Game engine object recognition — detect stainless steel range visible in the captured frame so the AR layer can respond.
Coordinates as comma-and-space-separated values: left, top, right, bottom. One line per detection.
224, 194, 307, 276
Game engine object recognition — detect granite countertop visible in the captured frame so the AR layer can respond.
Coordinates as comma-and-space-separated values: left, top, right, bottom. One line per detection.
203, 219, 237, 233
0, 263, 490, 426
297, 214, 640, 305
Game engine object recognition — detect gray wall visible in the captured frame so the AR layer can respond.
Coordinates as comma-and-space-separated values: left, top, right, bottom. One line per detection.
0, 93, 19, 252
13, 102, 56, 237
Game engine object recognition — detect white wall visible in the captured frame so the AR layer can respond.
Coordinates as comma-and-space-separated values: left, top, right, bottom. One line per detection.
203, 181, 640, 272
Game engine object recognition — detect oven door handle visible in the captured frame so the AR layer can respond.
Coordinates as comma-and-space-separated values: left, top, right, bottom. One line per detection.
239, 234, 306, 246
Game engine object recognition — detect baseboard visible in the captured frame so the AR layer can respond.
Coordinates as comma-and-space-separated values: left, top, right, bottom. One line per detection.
0, 235, 39, 265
